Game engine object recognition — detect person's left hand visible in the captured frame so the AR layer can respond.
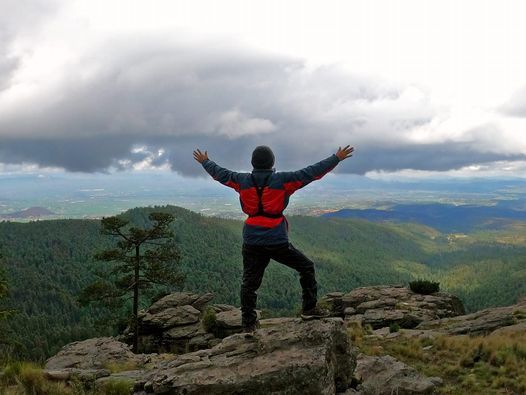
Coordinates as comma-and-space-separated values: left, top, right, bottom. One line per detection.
193, 149, 209, 163
336, 145, 354, 161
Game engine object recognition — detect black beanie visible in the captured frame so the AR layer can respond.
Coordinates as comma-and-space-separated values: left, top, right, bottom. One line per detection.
251, 145, 275, 169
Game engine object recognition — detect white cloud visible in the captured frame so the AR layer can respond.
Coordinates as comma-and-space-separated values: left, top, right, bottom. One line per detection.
215, 109, 276, 139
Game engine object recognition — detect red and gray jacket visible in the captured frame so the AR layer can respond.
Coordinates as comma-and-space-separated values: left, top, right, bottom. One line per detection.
202, 153, 341, 245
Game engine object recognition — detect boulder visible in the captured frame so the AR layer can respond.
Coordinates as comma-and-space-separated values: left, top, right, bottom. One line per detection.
322, 285, 465, 329
148, 292, 213, 314
417, 298, 526, 335
140, 318, 355, 394
141, 305, 201, 330
44, 337, 146, 370
354, 354, 442, 394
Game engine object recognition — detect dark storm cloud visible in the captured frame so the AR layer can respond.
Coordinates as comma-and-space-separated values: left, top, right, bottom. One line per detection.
0, 136, 136, 173
1, 33, 523, 175
346, 143, 526, 175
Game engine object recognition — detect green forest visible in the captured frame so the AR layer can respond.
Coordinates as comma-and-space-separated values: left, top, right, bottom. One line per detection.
1, 204, 526, 361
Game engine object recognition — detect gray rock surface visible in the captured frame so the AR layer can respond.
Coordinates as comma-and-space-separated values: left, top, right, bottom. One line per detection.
148, 292, 214, 314
45, 318, 356, 394
354, 354, 441, 395
490, 321, 526, 336
44, 337, 146, 370
214, 308, 243, 328
322, 285, 465, 329
149, 318, 354, 394
142, 305, 201, 329
209, 303, 237, 313
120, 292, 225, 354
416, 297, 526, 335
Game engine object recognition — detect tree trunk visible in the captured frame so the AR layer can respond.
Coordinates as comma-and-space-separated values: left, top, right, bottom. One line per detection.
133, 245, 140, 353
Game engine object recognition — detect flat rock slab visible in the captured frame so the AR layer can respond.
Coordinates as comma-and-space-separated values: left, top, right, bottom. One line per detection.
417, 298, 526, 335
354, 354, 441, 395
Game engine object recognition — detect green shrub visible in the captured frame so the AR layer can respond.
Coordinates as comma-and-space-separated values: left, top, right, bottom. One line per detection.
409, 280, 440, 295
202, 307, 217, 333
389, 323, 400, 333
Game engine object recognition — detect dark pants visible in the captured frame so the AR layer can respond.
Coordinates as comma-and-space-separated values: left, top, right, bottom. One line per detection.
241, 242, 318, 327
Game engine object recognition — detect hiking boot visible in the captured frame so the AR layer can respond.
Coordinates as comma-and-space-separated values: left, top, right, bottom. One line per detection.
300, 305, 331, 320
242, 322, 260, 336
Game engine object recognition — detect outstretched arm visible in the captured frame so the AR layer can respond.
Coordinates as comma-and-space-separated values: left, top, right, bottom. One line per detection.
193, 149, 241, 192
280, 145, 354, 195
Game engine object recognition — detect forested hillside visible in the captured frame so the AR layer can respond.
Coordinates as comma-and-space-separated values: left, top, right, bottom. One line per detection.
1, 205, 526, 361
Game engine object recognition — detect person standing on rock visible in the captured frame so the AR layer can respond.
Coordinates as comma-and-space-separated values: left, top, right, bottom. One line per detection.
193, 144, 355, 333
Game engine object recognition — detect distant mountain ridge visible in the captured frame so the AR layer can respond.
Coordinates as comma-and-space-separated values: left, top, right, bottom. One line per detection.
0, 206, 55, 219
322, 202, 526, 232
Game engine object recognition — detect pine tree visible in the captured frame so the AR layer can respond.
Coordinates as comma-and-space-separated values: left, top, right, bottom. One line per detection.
79, 212, 184, 352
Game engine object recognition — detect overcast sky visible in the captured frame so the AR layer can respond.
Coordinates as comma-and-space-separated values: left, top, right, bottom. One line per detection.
1, 0, 526, 179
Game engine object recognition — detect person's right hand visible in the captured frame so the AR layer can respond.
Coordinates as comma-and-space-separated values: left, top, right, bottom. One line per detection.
336, 145, 354, 161
193, 149, 209, 164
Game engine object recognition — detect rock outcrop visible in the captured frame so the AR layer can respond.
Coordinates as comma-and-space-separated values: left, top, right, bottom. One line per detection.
416, 297, 526, 335
352, 354, 442, 395
322, 285, 465, 329
45, 318, 356, 394
119, 292, 254, 354
41, 287, 526, 394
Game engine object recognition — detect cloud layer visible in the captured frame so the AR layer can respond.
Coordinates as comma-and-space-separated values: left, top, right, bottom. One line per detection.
1, 2, 526, 177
